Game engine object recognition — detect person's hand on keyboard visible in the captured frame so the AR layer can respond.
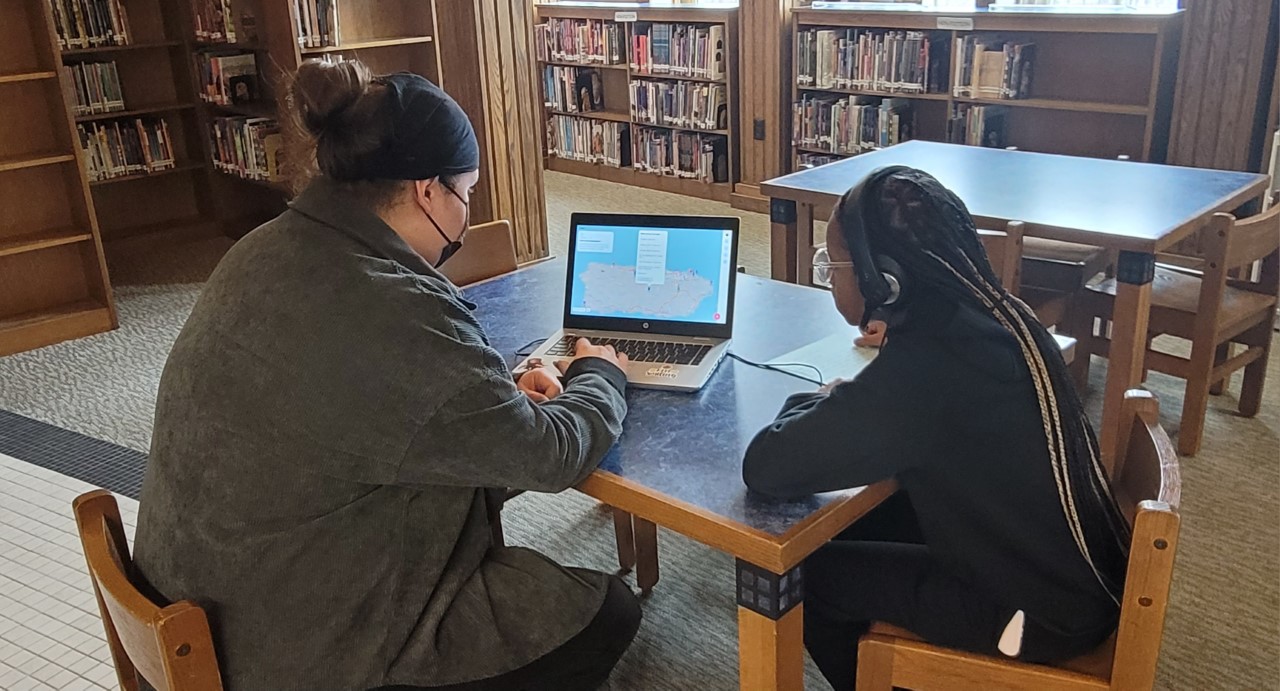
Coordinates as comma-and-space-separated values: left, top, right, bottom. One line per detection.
516, 359, 564, 403
555, 338, 630, 375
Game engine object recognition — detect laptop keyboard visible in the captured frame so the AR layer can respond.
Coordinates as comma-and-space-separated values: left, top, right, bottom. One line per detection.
545, 335, 712, 366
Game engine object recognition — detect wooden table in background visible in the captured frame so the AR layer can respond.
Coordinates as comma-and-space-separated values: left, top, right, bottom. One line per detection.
466, 259, 892, 690
760, 140, 1270, 462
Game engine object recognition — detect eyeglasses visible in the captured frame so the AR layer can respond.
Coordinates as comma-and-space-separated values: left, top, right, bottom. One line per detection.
811, 245, 854, 286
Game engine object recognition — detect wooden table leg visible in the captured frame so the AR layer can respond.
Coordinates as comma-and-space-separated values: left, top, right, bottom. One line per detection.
1100, 250, 1154, 465
612, 508, 636, 573
795, 203, 816, 287
736, 559, 805, 691
771, 198, 799, 283
634, 517, 659, 593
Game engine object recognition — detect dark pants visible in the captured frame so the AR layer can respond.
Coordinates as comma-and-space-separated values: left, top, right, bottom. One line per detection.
802, 493, 1104, 691
373, 575, 641, 691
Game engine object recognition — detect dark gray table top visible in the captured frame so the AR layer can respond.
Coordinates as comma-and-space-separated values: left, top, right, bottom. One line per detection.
465, 259, 860, 537
761, 140, 1270, 253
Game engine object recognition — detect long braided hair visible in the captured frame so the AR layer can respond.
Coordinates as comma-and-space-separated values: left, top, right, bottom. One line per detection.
836, 166, 1130, 603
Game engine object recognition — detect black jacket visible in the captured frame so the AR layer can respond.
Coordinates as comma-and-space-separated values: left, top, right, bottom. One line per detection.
743, 292, 1120, 636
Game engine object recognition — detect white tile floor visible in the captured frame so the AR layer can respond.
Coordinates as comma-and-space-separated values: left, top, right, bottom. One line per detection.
0, 453, 134, 690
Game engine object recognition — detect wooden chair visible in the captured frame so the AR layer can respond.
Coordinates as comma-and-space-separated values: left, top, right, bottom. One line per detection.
73, 490, 224, 691
976, 221, 1078, 365
856, 388, 1182, 691
439, 220, 519, 287
1073, 206, 1280, 455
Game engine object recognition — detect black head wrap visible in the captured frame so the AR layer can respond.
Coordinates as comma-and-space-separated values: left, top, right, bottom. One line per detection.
346, 72, 479, 181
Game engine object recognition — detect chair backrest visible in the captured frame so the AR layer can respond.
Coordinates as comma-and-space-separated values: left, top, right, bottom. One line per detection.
975, 220, 1025, 296
440, 219, 519, 287
1185, 207, 1280, 337
1108, 389, 1182, 690
73, 490, 224, 691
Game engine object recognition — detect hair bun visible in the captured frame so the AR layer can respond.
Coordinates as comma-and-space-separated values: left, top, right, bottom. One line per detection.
292, 59, 374, 137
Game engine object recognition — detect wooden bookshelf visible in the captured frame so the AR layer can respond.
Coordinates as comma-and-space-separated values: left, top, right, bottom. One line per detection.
0, 0, 117, 355
534, 2, 740, 203
788, 5, 1183, 173
195, 0, 553, 261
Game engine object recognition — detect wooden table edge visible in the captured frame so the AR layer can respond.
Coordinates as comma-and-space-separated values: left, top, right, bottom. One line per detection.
577, 470, 896, 573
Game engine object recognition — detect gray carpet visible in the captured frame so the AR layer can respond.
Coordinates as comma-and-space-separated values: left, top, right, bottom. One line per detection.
0, 171, 1276, 689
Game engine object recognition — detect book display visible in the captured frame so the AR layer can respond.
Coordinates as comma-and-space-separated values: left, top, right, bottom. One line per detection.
790, 5, 1183, 169
535, 2, 739, 202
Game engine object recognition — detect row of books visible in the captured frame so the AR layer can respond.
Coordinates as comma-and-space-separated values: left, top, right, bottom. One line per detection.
190, 0, 237, 43
631, 23, 726, 81
796, 152, 844, 169
953, 37, 1035, 100
63, 61, 125, 115
295, 0, 341, 48
195, 53, 260, 106
630, 79, 727, 132
209, 116, 282, 182
534, 18, 627, 65
947, 103, 1009, 148
792, 95, 912, 155
632, 127, 729, 183
76, 118, 175, 181
543, 66, 607, 113
547, 115, 629, 167
797, 29, 946, 94
48, 0, 130, 49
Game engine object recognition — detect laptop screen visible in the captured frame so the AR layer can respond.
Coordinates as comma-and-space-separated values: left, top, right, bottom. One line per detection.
564, 213, 739, 338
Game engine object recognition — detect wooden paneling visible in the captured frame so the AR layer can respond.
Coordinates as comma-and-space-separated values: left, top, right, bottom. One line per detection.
1169, 0, 1278, 172
437, 0, 549, 263
737, 0, 798, 201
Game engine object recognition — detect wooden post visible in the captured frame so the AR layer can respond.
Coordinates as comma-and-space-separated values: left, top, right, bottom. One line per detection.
435, 0, 550, 263
1100, 251, 1155, 464
735, 559, 805, 690
734, 0, 800, 213
771, 198, 799, 282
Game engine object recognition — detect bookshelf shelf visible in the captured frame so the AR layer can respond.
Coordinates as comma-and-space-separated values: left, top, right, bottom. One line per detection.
208, 101, 278, 118
213, 167, 288, 191
545, 60, 628, 71
194, 40, 264, 50
0, 71, 58, 84
300, 35, 434, 54
548, 156, 733, 202
76, 102, 198, 123
795, 145, 852, 158
636, 122, 729, 137
954, 96, 1149, 117
88, 161, 206, 186
0, 299, 114, 353
631, 72, 726, 85
548, 109, 631, 123
0, 229, 96, 258
0, 153, 77, 173
61, 41, 183, 56
798, 85, 949, 102
789, 7, 1184, 168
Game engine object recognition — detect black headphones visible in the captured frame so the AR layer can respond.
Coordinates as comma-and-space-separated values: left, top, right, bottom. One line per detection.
839, 166, 914, 326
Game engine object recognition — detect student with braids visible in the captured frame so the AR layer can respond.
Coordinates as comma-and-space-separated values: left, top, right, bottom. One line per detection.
742, 166, 1132, 690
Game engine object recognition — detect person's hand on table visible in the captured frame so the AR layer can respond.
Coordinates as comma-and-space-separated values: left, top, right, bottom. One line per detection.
819, 378, 848, 395
855, 319, 887, 348
555, 338, 630, 375
516, 359, 564, 403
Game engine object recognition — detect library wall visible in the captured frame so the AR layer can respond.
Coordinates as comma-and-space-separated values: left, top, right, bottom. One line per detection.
1168, 0, 1277, 173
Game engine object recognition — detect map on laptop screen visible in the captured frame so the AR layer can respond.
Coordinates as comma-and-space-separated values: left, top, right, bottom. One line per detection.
569, 224, 734, 324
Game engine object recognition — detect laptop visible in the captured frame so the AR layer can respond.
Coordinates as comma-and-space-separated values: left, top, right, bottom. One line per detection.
522, 212, 741, 392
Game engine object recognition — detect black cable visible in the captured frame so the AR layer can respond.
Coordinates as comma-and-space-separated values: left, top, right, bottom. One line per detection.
514, 338, 548, 358
728, 352, 824, 387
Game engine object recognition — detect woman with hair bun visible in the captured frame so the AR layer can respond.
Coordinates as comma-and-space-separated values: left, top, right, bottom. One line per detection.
133, 59, 640, 691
